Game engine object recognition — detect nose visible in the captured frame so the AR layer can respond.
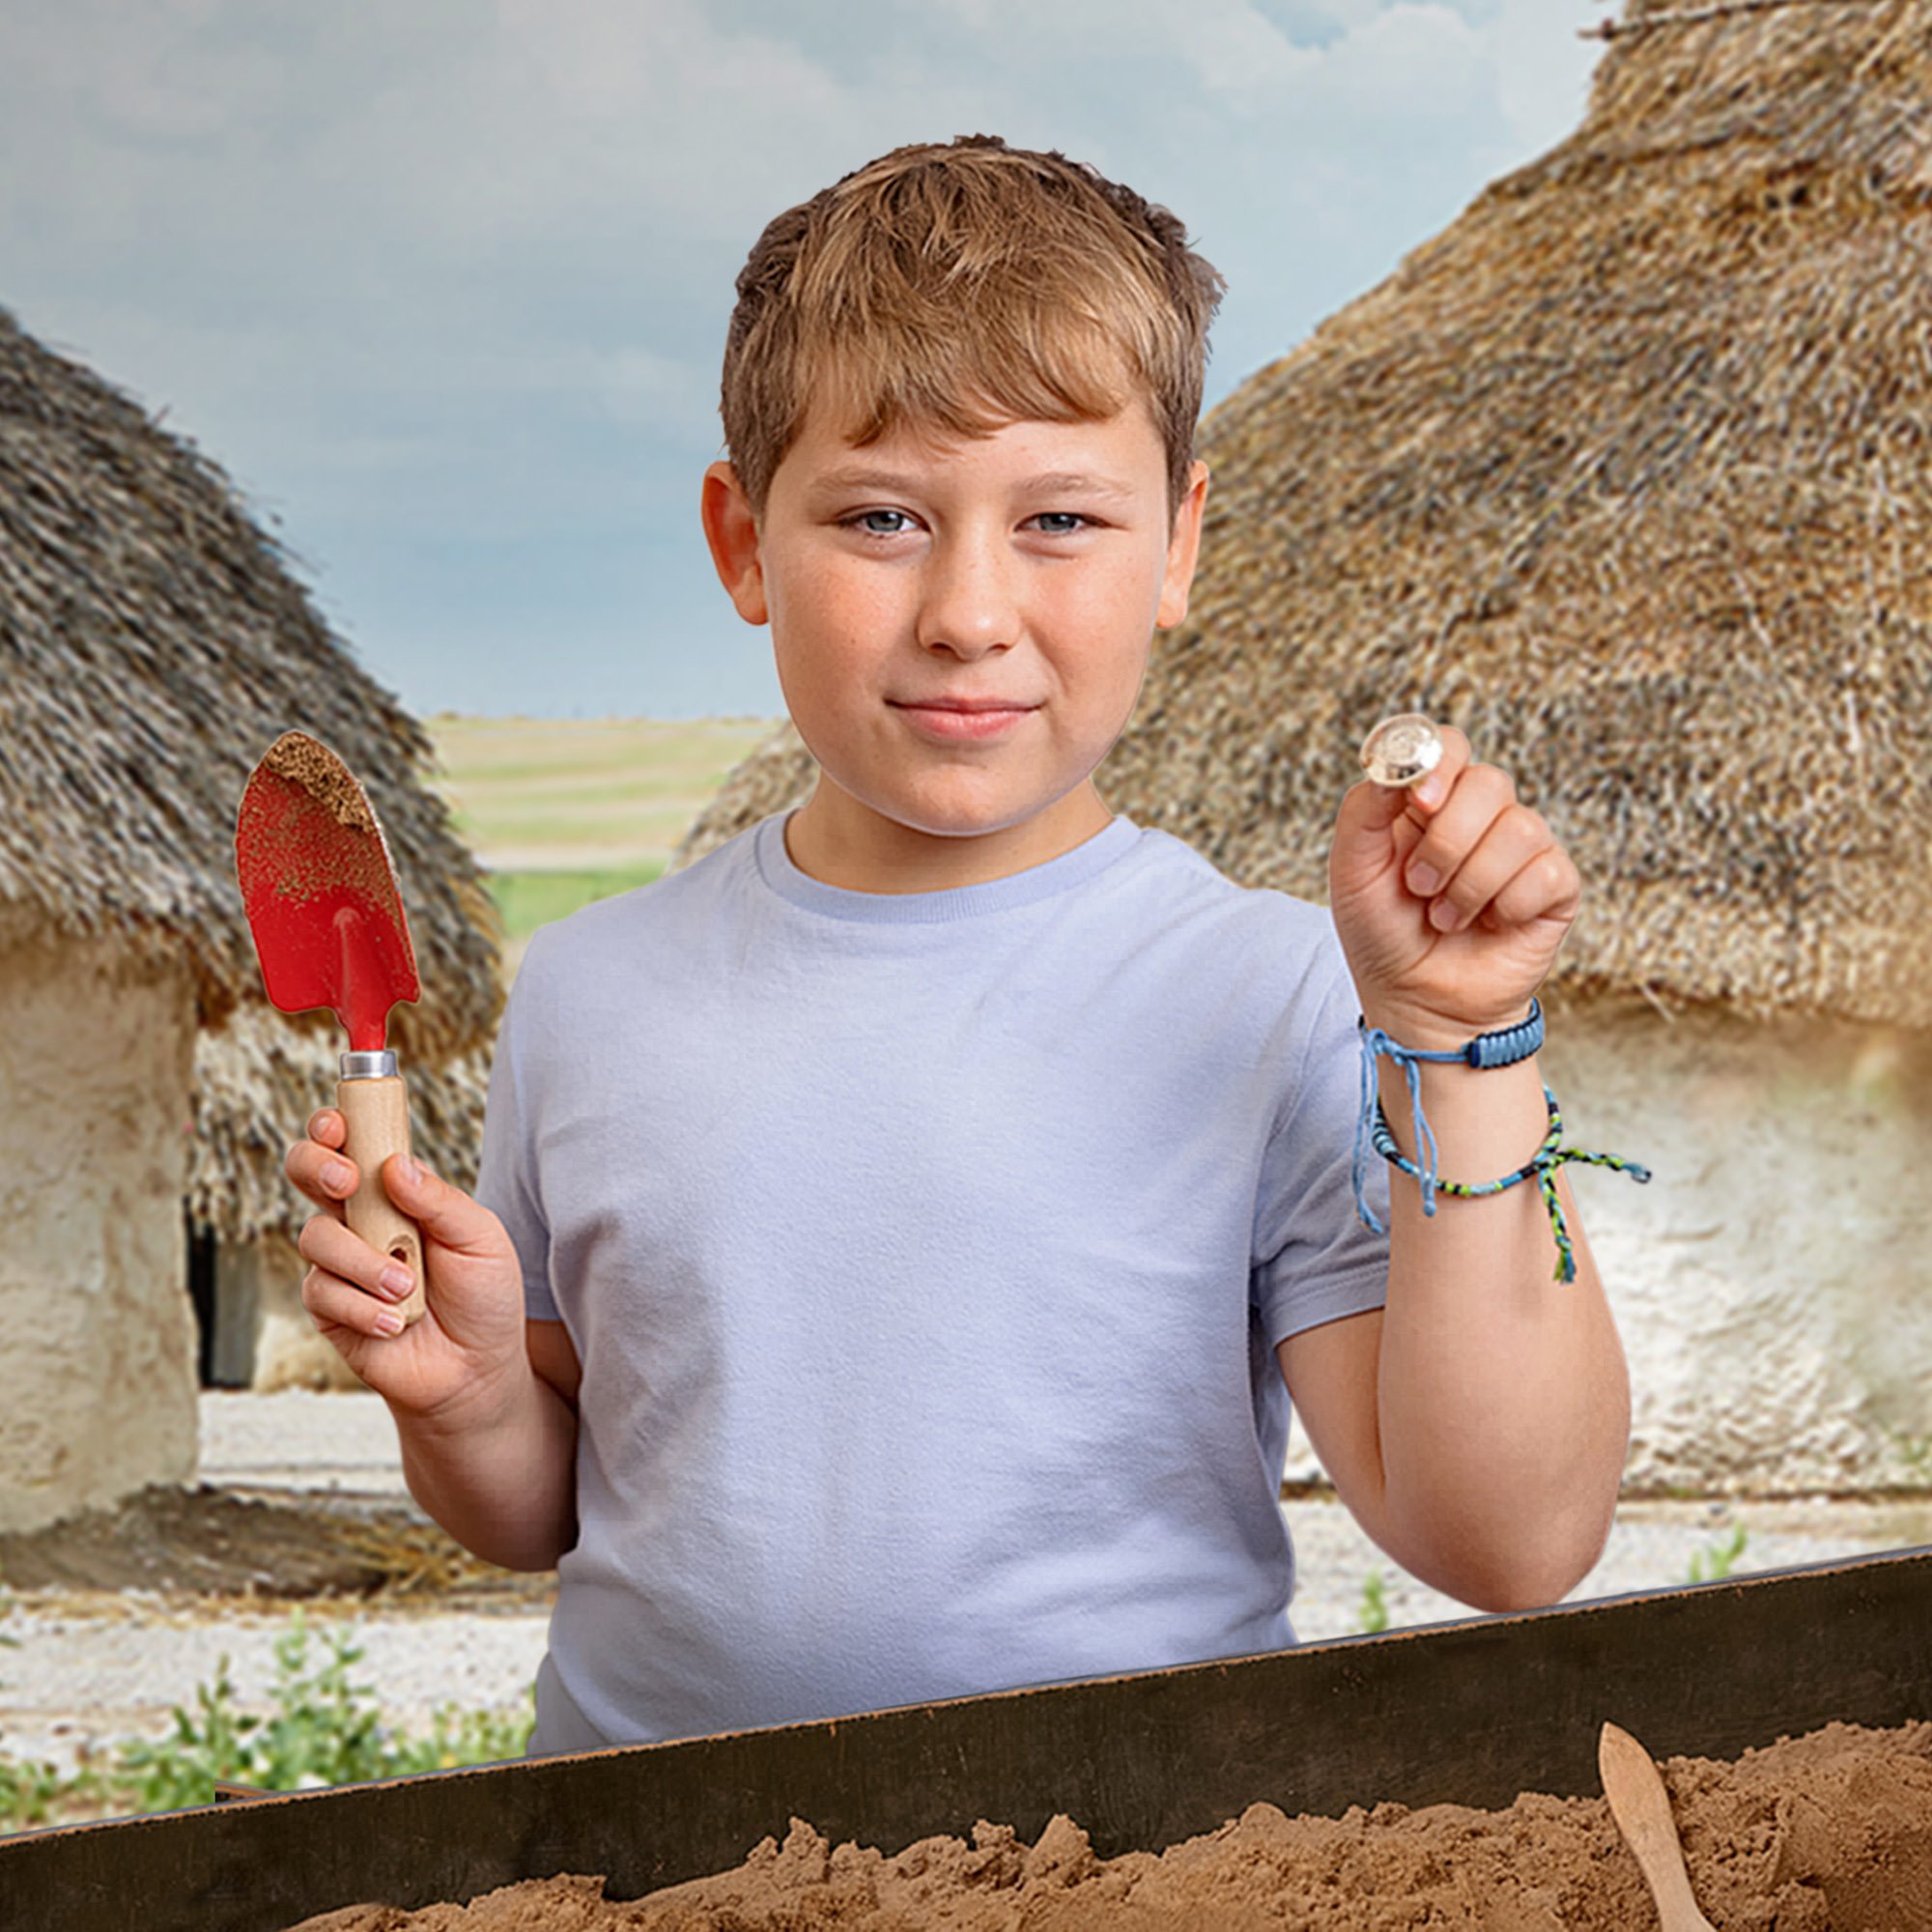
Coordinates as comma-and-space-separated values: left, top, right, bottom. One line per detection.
915, 526, 1019, 659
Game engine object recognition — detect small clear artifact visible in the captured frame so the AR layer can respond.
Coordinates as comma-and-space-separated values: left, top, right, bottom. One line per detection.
1359, 714, 1443, 789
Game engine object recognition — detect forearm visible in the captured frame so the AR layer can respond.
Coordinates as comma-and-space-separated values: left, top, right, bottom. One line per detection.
386, 1366, 580, 1573
1368, 1025, 1631, 1608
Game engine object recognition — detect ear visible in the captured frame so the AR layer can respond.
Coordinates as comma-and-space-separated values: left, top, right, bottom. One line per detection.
701, 461, 768, 624
1156, 459, 1209, 631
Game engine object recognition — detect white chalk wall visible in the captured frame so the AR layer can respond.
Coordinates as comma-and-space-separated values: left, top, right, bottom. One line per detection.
0, 920, 201, 1534
1286, 992, 1932, 1497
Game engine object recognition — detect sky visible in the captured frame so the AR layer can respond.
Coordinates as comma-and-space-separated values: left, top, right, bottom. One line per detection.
0, 1, 1611, 722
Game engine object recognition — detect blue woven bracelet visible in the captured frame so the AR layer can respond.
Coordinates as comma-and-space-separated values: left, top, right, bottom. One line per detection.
1350, 1001, 1652, 1283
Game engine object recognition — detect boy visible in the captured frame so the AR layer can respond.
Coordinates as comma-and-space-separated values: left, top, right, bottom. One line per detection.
288, 135, 1632, 1759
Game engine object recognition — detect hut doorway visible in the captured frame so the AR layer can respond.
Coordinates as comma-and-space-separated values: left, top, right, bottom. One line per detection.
185, 1211, 259, 1389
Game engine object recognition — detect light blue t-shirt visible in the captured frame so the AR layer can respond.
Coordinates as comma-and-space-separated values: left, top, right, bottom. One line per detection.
476, 808, 1389, 1755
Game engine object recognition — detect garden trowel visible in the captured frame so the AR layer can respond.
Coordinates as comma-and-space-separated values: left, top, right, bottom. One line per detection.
235, 731, 427, 1327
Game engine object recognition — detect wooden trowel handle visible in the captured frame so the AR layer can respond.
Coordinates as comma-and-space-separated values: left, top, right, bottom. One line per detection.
336, 1073, 427, 1328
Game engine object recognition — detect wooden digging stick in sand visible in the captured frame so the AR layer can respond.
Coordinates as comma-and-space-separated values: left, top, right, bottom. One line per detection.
1600, 1721, 1720, 1932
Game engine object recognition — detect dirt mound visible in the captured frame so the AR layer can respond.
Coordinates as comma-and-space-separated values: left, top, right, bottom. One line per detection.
0, 1485, 552, 1604
286, 1718, 1932, 1930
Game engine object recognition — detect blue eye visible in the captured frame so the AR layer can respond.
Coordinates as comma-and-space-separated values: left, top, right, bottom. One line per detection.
839, 508, 1093, 538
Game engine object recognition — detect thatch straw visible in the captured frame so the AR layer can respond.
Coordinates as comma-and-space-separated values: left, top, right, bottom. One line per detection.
671, 0, 1932, 1027
0, 303, 506, 1237
0, 302, 503, 1059
1583, 0, 1878, 39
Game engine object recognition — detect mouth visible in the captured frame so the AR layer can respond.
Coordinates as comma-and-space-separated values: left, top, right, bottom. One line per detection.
889, 699, 1039, 714
891, 699, 1037, 741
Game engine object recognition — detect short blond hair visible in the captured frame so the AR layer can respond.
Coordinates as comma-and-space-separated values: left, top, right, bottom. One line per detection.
719, 134, 1226, 530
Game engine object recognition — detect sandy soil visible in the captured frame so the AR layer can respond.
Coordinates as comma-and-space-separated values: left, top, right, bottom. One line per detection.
284, 1719, 1931, 1931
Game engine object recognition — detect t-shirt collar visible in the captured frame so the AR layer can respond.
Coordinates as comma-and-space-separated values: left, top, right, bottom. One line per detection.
754, 808, 1140, 923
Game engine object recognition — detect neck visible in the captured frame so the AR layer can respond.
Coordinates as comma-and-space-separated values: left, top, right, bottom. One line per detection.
783, 781, 1114, 893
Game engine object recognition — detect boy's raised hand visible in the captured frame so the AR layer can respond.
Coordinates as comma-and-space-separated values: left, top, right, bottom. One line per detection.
286, 1112, 529, 1422
1326, 723, 1579, 1047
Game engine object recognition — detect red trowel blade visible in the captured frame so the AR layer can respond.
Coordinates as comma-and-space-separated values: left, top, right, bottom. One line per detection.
235, 731, 420, 1053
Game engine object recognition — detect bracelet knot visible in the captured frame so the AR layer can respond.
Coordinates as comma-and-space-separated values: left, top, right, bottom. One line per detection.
1350, 1002, 1651, 1282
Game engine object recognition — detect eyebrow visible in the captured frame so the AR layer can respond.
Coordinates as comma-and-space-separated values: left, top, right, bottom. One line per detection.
804, 467, 1143, 503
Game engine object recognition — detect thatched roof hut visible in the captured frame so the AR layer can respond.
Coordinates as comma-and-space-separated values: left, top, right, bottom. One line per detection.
667, 0, 1932, 1496
0, 301, 502, 1213
672, 0, 1932, 1030
0, 301, 504, 1522
0, 301, 503, 1065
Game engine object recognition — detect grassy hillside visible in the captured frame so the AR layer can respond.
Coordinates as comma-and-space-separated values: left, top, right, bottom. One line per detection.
422, 715, 784, 956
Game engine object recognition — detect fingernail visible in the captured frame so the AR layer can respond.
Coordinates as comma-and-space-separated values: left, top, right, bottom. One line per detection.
324, 1161, 353, 1193
1430, 897, 1464, 932
372, 1309, 405, 1336
397, 1155, 423, 1185
1416, 774, 1449, 810
1407, 862, 1440, 896
380, 1264, 413, 1298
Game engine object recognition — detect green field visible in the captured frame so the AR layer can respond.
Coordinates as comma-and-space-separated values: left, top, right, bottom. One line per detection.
422, 715, 785, 951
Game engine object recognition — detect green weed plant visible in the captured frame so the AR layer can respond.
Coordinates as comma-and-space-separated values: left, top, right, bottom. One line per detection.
1355, 1567, 1391, 1634
0, 1609, 534, 1833
1687, 1523, 1748, 1584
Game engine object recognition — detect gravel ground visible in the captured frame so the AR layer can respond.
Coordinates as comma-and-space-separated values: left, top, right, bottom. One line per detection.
2, 1391, 1928, 1794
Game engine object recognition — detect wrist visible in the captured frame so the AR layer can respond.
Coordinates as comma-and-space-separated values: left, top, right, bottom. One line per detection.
385, 1353, 535, 1442
1357, 998, 1538, 1057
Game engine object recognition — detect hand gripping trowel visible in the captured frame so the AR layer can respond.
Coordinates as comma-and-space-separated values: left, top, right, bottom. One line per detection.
235, 731, 427, 1327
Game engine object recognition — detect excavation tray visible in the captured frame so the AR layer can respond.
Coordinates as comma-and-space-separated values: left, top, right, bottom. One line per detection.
4, 1545, 1928, 1932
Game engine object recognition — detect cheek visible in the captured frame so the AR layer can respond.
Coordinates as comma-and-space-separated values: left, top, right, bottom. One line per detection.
774, 559, 895, 662
1064, 569, 1161, 698
1070, 550, 1168, 636
768, 571, 898, 753
768, 570, 838, 678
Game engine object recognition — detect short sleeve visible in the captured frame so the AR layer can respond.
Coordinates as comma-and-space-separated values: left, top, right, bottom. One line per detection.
474, 933, 560, 1322
1250, 938, 1390, 1349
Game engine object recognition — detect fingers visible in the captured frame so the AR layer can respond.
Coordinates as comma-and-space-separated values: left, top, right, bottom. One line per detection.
1333, 726, 1471, 891
378, 1155, 510, 1259
1404, 724, 1468, 817
298, 1210, 415, 1339
1402, 763, 1575, 933
285, 1110, 355, 1218
291, 1110, 412, 1340
1479, 843, 1581, 932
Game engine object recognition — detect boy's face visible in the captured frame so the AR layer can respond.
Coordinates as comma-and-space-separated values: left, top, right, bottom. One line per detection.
702, 394, 1208, 892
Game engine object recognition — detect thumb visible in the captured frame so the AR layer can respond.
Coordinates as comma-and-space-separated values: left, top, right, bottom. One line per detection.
382, 1154, 501, 1254
1329, 778, 1421, 898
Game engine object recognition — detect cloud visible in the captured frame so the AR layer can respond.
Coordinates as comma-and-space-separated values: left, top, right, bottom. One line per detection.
1173, 8, 1325, 102
0, 0, 1606, 713
902, 0, 1324, 104
1491, 0, 1605, 156
0, 0, 283, 150
1321, 4, 1488, 125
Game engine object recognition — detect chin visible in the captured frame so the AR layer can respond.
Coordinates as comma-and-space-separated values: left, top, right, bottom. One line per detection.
863, 785, 1041, 841
893, 808, 1031, 841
